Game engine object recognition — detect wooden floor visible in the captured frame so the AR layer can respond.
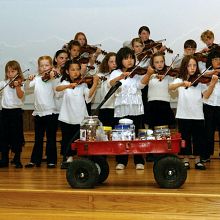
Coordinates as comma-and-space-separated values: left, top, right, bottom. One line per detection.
1, 132, 220, 219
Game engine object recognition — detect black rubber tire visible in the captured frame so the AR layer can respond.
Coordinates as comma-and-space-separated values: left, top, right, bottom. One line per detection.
153, 155, 187, 189
90, 156, 109, 184
66, 158, 99, 188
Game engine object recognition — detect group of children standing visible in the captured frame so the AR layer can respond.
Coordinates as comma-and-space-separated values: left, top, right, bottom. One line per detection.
0, 28, 219, 172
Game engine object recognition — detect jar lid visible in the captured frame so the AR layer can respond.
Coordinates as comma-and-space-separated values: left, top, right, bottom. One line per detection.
138, 129, 147, 132
119, 118, 133, 124
103, 126, 112, 131
154, 125, 168, 130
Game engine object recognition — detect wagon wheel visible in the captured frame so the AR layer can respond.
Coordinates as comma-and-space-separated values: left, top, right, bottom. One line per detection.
66, 158, 99, 188
90, 156, 110, 184
153, 155, 187, 189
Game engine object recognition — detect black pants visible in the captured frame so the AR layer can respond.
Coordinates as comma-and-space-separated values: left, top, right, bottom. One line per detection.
0, 108, 24, 163
178, 119, 206, 157
115, 115, 145, 166
203, 104, 220, 158
60, 122, 80, 159
98, 108, 117, 128
30, 114, 57, 165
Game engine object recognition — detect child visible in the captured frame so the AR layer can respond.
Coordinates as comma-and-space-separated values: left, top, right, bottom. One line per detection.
169, 55, 218, 170
25, 56, 57, 168
173, 39, 206, 71
92, 52, 117, 127
131, 37, 151, 127
67, 40, 81, 60
145, 52, 175, 129
109, 47, 152, 170
52, 49, 69, 113
56, 59, 99, 168
202, 49, 220, 162
200, 30, 220, 68
0, 60, 24, 168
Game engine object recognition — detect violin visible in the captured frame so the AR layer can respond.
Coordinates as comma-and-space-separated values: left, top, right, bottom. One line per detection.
9, 77, 25, 88
187, 74, 218, 86
80, 45, 107, 56
136, 50, 153, 62
127, 66, 147, 78
144, 39, 173, 54
194, 52, 208, 62
72, 75, 106, 86
41, 69, 61, 82
7, 69, 29, 89
155, 66, 179, 77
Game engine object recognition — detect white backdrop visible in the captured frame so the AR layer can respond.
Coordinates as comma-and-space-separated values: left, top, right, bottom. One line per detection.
0, 0, 220, 108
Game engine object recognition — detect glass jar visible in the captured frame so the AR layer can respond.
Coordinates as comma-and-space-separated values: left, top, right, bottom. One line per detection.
138, 129, 147, 140
80, 116, 102, 141
154, 125, 171, 140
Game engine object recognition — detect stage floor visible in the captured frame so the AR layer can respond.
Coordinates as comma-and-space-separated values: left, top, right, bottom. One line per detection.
1, 149, 220, 220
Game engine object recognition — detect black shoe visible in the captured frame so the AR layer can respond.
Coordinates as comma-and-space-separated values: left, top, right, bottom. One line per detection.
195, 162, 206, 170
15, 162, 23, 168
47, 163, 56, 168
25, 163, 41, 168
184, 161, 190, 170
60, 161, 70, 169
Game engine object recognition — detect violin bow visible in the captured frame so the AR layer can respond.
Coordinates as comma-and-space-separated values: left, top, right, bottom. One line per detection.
0, 68, 30, 92
185, 66, 212, 89
158, 54, 179, 80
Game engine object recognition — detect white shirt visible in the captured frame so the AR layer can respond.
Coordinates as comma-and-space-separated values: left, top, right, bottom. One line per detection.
148, 74, 174, 102
203, 80, 220, 106
170, 78, 206, 119
53, 76, 63, 113
58, 80, 93, 125
92, 72, 115, 109
0, 80, 24, 109
29, 75, 56, 116
110, 69, 146, 117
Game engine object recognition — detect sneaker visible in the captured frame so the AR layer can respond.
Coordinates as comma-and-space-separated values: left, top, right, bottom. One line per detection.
184, 161, 190, 170
195, 162, 206, 170
136, 163, 145, 170
47, 163, 56, 168
116, 163, 125, 170
201, 158, 211, 163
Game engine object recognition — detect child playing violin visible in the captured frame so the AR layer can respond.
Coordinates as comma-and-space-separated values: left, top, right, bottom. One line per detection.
109, 47, 152, 170
131, 37, 150, 127
91, 52, 117, 127
144, 52, 175, 129
200, 30, 220, 68
25, 56, 57, 168
0, 60, 24, 168
169, 55, 218, 170
173, 39, 206, 71
56, 59, 99, 169
202, 50, 220, 163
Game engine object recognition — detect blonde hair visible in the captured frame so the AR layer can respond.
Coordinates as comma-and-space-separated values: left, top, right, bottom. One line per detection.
5, 60, 23, 80
131, 37, 143, 47
38, 56, 53, 66
201, 30, 214, 42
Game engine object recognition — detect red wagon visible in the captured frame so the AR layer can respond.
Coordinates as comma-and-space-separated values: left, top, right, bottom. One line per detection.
66, 133, 187, 189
